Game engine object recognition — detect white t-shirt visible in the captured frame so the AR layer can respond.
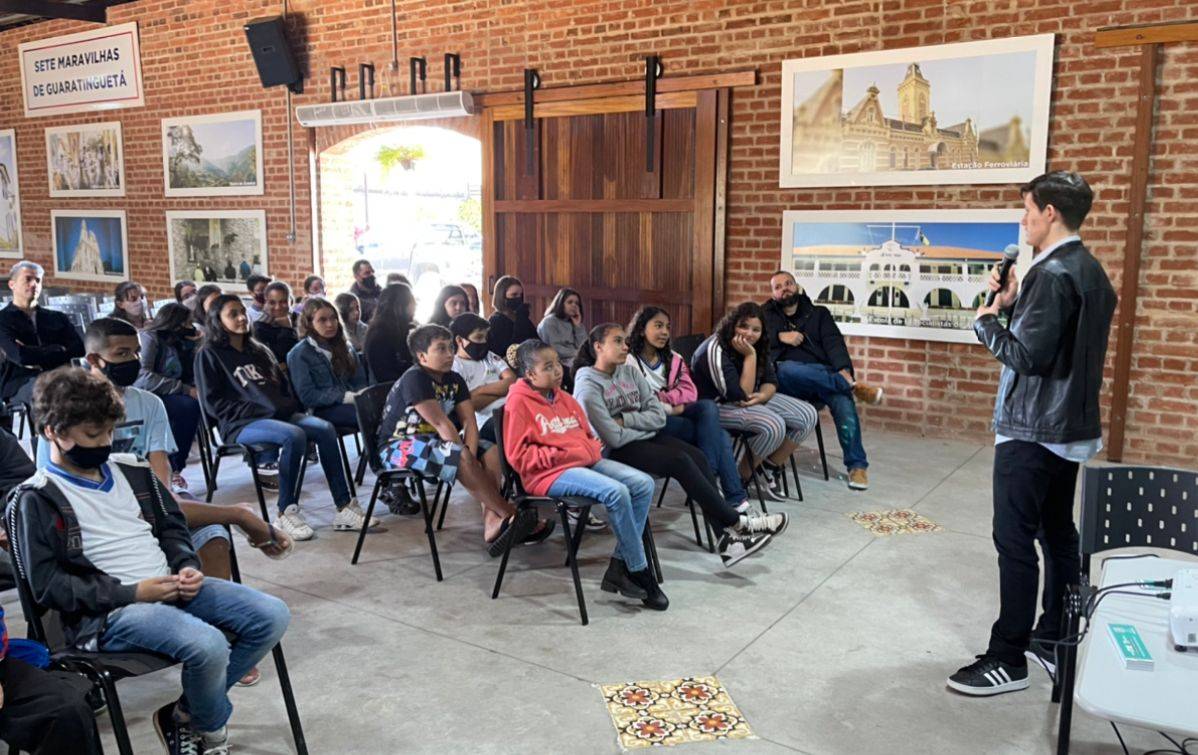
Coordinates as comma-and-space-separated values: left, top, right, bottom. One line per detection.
452, 352, 511, 426
36, 386, 176, 468
630, 355, 668, 393
47, 462, 171, 585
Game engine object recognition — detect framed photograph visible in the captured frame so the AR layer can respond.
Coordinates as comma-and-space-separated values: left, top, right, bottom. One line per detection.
780, 209, 1031, 344
166, 210, 267, 291
45, 121, 125, 198
162, 110, 264, 197
0, 129, 22, 258
52, 209, 129, 283
779, 34, 1054, 188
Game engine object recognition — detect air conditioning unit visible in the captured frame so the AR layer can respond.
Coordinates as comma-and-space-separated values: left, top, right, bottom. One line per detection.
295, 90, 474, 127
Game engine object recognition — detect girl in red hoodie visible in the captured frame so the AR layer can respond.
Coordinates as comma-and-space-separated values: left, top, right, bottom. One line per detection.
503, 339, 668, 611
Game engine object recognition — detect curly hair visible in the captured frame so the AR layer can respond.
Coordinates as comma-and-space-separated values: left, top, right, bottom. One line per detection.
626, 305, 670, 365
715, 302, 769, 367
33, 367, 125, 438
513, 339, 554, 377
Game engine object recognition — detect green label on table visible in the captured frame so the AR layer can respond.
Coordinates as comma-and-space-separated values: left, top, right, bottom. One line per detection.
1107, 623, 1154, 669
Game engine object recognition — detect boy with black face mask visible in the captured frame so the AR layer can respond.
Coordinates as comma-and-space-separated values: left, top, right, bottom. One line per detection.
11, 367, 291, 755
449, 313, 515, 486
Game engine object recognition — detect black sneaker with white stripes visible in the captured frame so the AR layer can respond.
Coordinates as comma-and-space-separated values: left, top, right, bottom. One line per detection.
1025, 638, 1058, 678
946, 655, 1029, 696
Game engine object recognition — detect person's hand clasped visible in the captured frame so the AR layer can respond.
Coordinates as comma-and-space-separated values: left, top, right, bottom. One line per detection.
976, 262, 1019, 319
135, 574, 181, 603
779, 330, 805, 347
177, 567, 204, 602
738, 392, 766, 408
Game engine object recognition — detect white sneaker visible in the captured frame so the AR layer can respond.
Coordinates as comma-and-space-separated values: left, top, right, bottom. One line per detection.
566, 509, 607, 530
276, 505, 315, 541
199, 727, 230, 755
717, 530, 773, 569
332, 499, 380, 532
737, 511, 789, 537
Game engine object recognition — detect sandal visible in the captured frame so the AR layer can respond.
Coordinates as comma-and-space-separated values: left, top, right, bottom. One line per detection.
249, 524, 294, 561
521, 518, 556, 545
235, 666, 261, 687
486, 509, 537, 558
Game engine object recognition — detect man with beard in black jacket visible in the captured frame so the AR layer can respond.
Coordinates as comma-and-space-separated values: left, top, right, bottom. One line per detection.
762, 270, 882, 491
947, 171, 1116, 697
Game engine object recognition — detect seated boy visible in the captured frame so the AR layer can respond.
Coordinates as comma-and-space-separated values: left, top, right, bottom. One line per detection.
377, 324, 553, 556
449, 313, 515, 482
10, 367, 290, 755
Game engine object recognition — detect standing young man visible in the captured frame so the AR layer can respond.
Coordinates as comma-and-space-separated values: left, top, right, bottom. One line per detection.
947, 171, 1116, 695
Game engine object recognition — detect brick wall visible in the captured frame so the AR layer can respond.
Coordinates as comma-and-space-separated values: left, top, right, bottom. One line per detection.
1, 0, 1194, 465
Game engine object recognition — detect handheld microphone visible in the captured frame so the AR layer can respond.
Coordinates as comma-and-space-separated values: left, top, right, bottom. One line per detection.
985, 244, 1021, 307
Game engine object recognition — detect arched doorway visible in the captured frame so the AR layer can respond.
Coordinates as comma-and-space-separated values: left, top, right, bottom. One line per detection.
317, 124, 482, 321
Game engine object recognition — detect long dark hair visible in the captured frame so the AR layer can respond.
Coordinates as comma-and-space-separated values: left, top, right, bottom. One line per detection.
490, 275, 522, 314
366, 283, 416, 342
297, 298, 357, 378
109, 281, 144, 322
429, 284, 468, 326
543, 287, 583, 321
334, 292, 360, 325
715, 302, 770, 369
204, 294, 274, 362
193, 284, 223, 325
144, 302, 196, 341
626, 306, 669, 365
571, 322, 622, 372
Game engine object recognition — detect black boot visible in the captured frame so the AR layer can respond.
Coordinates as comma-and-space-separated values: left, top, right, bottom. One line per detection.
628, 567, 669, 611
601, 558, 647, 599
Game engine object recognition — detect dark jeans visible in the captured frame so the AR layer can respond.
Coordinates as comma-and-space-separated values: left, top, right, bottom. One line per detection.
237, 414, 353, 513
160, 392, 201, 474
314, 402, 359, 430
775, 361, 867, 470
609, 433, 740, 535
986, 440, 1081, 666
661, 400, 748, 506
0, 657, 101, 755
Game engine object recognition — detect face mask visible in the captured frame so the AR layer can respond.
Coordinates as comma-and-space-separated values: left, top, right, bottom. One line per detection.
124, 300, 144, 316
362, 275, 377, 290
254, 293, 266, 305
57, 439, 112, 470
505, 295, 524, 311
101, 358, 141, 388
464, 341, 489, 360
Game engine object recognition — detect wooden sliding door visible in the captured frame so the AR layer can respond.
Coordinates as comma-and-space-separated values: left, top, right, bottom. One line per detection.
482, 87, 730, 336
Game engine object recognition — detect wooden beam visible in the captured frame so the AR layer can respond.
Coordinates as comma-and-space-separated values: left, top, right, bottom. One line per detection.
0, 0, 107, 22
475, 69, 756, 108
494, 198, 693, 214
691, 89, 718, 333
488, 92, 698, 121
1094, 20, 1198, 48
712, 88, 731, 321
1107, 43, 1160, 462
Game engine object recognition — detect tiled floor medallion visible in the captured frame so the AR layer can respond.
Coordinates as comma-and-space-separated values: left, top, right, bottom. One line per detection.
848, 508, 944, 536
600, 676, 754, 749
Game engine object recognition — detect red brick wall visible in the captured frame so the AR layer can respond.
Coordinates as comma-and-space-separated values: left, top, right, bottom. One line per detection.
1, 0, 1194, 465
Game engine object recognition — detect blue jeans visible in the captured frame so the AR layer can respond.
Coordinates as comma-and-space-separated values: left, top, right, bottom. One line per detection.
100, 578, 290, 733
160, 393, 201, 474
314, 402, 359, 430
775, 361, 868, 470
661, 400, 747, 506
547, 459, 653, 572
236, 414, 353, 513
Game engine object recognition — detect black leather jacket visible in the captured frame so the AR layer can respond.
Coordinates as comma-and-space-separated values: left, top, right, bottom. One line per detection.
973, 239, 1116, 444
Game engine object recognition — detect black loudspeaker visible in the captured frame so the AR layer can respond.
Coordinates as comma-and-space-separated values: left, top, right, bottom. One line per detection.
244, 16, 302, 92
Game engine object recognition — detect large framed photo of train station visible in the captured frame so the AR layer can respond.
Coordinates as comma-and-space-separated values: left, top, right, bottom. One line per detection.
779, 34, 1054, 188
780, 209, 1031, 345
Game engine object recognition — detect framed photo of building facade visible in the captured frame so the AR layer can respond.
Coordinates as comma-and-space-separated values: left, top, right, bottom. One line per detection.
779, 34, 1054, 188
162, 110, 264, 197
780, 209, 1031, 344
52, 209, 129, 283
0, 129, 22, 258
166, 210, 267, 291
45, 121, 125, 198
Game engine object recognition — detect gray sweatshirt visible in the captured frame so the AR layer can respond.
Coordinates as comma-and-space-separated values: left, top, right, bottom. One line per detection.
572, 363, 667, 450
536, 315, 587, 366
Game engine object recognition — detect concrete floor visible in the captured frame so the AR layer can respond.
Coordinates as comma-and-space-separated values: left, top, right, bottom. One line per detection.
3, 421, 1188, 754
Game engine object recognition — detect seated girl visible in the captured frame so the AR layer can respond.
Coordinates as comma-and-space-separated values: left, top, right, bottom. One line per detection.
196, 294, 376, 542
364, 283, 417, 383
377, 325, 553, 556
486, 276, 537, 357
690, 302, 819, 499
253, 281, 299, 366
536, 287, 587, 370
335, 292, 368, 353
504, 339, 666, 610
573, 323, 786, 570
286, 298, 368, 429
109, 280, 149, 330
625, 306, 752, 514
429, 285, 470, 327
137, 302, 203, 492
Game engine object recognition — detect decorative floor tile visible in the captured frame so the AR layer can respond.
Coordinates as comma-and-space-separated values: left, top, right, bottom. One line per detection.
848, 509, 943, 536
600, 676, 754, 749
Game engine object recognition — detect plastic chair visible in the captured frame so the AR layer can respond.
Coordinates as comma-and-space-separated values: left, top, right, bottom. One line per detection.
672, 333, 706, 365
